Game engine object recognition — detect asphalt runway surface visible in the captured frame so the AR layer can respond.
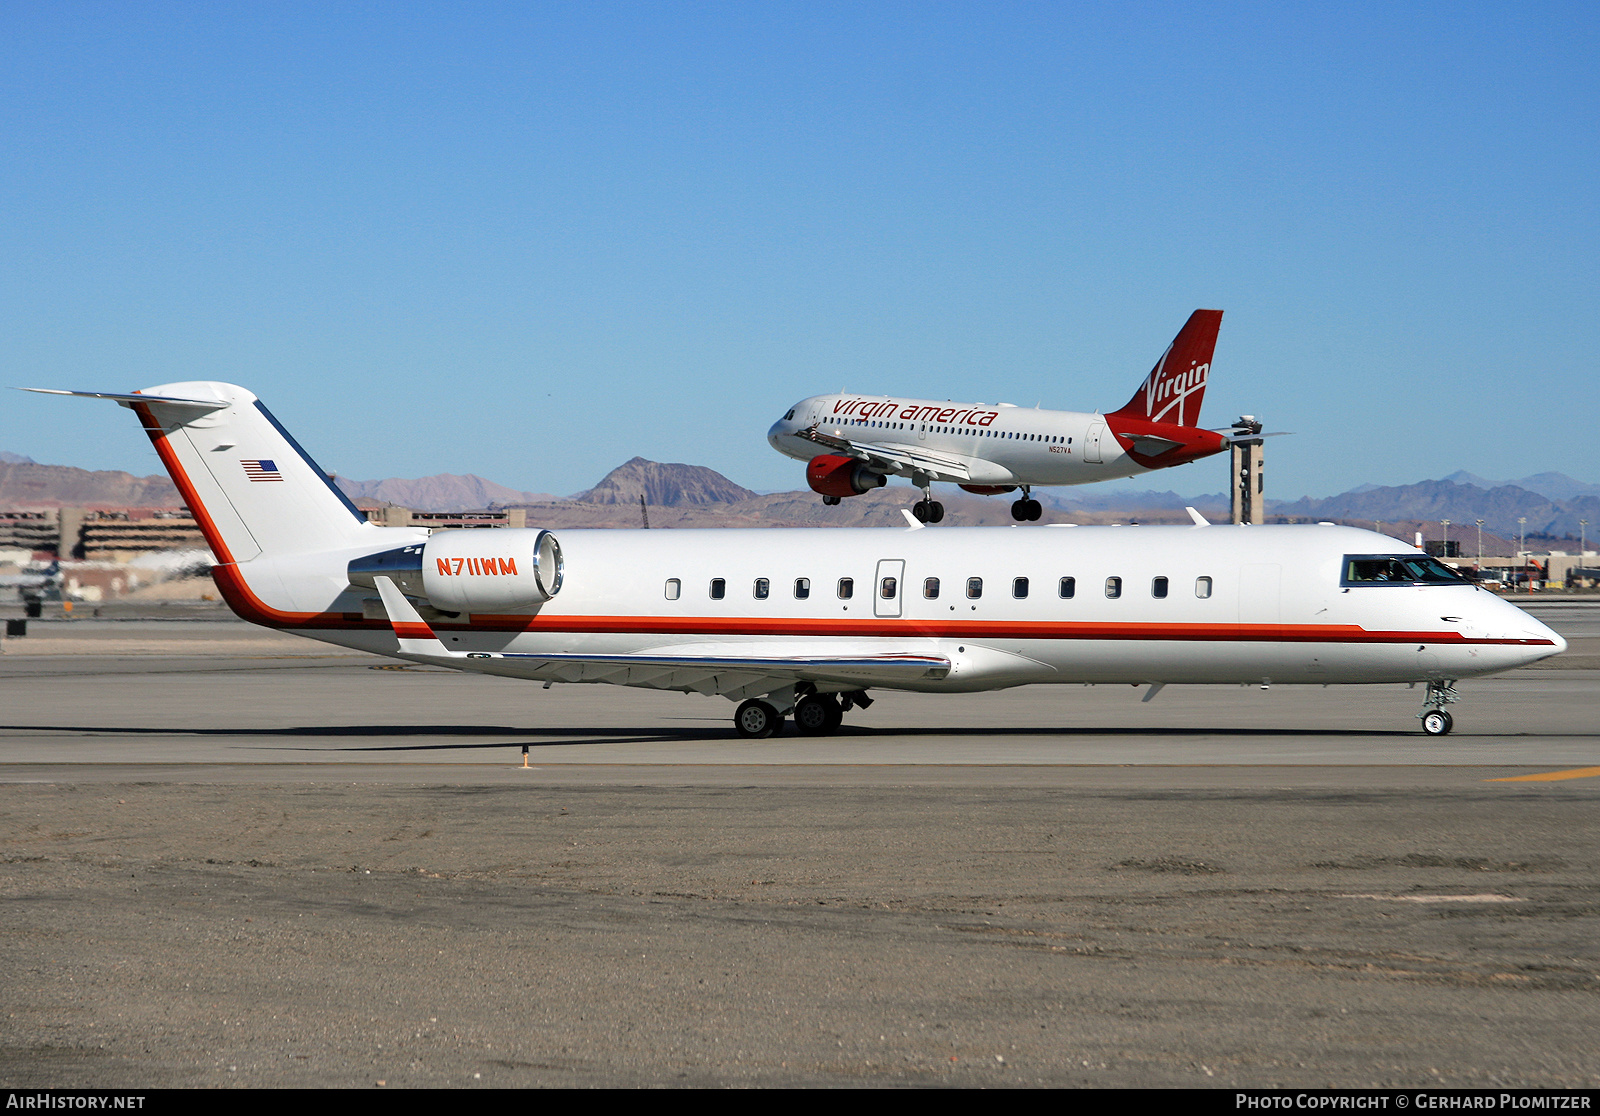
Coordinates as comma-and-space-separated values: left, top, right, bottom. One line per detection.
0, 604, 1596, 1088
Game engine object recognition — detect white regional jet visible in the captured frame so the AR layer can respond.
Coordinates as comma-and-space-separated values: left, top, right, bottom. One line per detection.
32, 383, 1564, 739
768, 309, 1245, 522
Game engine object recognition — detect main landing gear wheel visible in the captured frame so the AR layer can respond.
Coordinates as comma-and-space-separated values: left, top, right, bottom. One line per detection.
821, 495, 841, 506
793, 694, 844, 736
734, 699, 784, 739
1010, 498, 1041, 522
912, 499, 945, 523
1421, 709, 1454, 736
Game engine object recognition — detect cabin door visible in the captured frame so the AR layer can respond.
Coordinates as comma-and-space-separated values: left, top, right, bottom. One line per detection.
1085, 419, 1107, 463
874, 559, 905, 619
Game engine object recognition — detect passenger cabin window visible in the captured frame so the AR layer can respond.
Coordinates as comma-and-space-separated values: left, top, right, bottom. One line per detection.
880, 576, 897, 600
924, 577, 940, 599
966, 578, 983, 599
709, 578, 726, 600
1195, 576, 1213, 599
1151, 576, 1168, 599
754, 578, 769, 600
1012, 577, 1029, 599
794, 578, 810, 600
1058, 577, 1076, 599
1105, 577, 1122, 599
665, 578, 681, 600
837, 578, 854, 600
1342, 555, 1470, 586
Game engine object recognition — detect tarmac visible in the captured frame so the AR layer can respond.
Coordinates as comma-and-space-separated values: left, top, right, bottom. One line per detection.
0, 602, 1596, 1088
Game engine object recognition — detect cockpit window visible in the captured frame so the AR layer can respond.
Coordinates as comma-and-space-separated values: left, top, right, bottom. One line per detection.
1341, 554, 1471, 586
784, 409, 796, 421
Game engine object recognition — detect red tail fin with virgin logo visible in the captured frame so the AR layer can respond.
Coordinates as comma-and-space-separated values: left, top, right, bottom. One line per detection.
1107, 309, 1222, 428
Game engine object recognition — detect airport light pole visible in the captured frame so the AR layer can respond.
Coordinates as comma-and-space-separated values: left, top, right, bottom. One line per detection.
1583, 519, 1589, 555
1440, 519, 1450, 556
1518, 517, 1527, 557
1476, 519, 1484, 564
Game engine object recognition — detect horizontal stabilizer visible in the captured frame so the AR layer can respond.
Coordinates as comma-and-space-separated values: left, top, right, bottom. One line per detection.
21, 388, 229, 414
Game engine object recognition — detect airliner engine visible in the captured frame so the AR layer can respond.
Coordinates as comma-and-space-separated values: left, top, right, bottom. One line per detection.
348, 529, 563, 614
806, 454, 887, 498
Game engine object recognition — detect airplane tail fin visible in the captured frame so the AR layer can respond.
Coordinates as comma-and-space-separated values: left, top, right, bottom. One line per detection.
1108, 309, 1222, 427
29, 383, 379, 565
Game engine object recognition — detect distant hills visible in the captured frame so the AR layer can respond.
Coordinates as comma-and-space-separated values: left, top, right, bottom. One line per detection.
3, 448, 1595, 543
569, 457, 756, 506
332, 473, 557, 510
0, 459, 180, 508
1274, 479, 1600, 540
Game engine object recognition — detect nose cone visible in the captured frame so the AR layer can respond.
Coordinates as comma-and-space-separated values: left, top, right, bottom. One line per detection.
1528, 617, 1568, 659
1482, 596, 1567, 668
767, 419, 787, 448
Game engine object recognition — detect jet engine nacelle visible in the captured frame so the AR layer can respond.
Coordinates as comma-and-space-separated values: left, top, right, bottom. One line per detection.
807, 454, 887, 498
348, 528, 564, 615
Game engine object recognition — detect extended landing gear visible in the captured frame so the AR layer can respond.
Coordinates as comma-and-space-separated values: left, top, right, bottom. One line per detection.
1417, 679, 1460, 736
1010, 486, 1042, 522
912, 498, 945, 523
821, 495, 841, 506
734, 699, 785, 739
793, 693, 844, 735
737, 690, 871, 738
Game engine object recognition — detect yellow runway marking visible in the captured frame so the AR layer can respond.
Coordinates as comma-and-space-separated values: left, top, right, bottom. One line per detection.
1487, 766, 1600, 783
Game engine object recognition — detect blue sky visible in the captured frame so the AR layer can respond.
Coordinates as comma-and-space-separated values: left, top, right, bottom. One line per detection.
4, 2, 1595, 499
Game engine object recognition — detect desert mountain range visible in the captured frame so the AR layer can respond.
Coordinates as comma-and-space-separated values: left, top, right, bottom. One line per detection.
2, 451, 1594, 543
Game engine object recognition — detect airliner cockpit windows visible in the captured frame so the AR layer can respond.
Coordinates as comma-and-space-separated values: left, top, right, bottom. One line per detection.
1342, 555, 1471, 586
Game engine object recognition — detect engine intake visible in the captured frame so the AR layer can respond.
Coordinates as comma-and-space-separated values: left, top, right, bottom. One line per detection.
807, 454, 887, 498
349, 528, 563, 615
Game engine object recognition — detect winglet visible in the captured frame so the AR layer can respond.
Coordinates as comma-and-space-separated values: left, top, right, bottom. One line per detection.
374, 576, 457, 658
1186, 507, 1211, 527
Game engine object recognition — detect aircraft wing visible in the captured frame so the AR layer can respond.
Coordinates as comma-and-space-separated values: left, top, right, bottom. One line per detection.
795, 425, 974, 482
373, 577, 949, 699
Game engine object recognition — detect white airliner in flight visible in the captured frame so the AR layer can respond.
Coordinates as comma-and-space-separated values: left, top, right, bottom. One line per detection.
768, 309, 1247, 522
32, 382, 1563, 739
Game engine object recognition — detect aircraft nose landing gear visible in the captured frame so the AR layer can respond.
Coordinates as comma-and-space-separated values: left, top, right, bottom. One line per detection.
1417, 679, 1460, 735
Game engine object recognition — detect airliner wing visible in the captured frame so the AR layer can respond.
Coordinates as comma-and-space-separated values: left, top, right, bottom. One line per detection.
373, 577, 950, 698
796, 425, 974, 482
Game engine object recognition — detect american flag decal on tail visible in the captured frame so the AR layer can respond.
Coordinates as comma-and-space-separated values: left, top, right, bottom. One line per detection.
241, 459, 283, 482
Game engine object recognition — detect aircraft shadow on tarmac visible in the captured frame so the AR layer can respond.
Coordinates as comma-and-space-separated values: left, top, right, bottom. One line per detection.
9, 722, 1595, 754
